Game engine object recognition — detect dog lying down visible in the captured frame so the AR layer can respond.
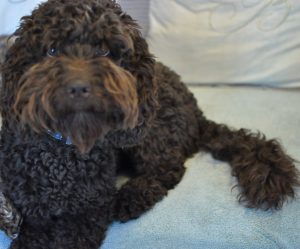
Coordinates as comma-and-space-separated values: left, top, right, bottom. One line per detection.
0, 0, 299, 248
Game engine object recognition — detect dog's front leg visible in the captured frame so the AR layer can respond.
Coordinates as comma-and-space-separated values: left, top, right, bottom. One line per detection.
9, 220, 53, 249
9, 209, 111, 249
114, 175, 168, 222
114, 148, 186, 222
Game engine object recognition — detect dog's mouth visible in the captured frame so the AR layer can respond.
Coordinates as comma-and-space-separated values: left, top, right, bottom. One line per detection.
55, 111, 111, 153
52, 92, 136, 153
56, 106, 133, 153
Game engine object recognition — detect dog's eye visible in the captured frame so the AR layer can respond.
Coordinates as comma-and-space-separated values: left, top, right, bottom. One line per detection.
95, 48, 110, 57
47, 48, 58, 57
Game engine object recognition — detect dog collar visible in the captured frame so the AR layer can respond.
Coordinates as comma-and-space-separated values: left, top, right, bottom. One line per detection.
47, 130, 72, 145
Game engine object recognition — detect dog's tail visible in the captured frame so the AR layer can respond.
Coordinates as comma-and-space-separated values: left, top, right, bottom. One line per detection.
196, 115, 300, 210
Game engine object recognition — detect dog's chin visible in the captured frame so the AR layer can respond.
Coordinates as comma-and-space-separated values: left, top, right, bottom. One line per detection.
57, 111, 112, 154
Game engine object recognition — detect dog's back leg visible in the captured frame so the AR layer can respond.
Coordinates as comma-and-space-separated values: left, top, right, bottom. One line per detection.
197, 118, 300, 210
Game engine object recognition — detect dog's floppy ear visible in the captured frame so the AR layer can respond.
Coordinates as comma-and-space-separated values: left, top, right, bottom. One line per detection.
106, 13, 158, 148
0, 37, 27, 123
121, 14, 158, 126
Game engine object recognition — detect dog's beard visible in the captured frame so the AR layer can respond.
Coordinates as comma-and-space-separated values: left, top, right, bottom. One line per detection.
58, 112, 110, 153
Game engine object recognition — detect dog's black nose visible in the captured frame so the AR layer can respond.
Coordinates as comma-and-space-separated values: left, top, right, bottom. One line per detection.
67, 83, 91, 98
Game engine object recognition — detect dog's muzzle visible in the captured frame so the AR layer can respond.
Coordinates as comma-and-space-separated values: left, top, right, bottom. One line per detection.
14, 56, 139, 153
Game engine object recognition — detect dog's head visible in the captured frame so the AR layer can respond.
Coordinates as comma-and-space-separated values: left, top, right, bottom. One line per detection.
1, 0, 157, 153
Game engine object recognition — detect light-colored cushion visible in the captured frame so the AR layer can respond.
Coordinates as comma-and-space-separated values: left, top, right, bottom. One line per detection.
147, 0, 300, 87
0, 87, 299, 249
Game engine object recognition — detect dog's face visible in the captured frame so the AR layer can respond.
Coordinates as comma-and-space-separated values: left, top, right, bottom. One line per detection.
1, 0, 156, 153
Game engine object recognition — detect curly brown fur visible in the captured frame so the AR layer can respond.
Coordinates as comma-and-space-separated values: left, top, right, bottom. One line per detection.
0, 0, 299, 248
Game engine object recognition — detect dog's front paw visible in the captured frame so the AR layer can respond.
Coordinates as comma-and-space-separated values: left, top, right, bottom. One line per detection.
114, 177, 168, 222
234, 141, 300, 210
9, 241, 25, 249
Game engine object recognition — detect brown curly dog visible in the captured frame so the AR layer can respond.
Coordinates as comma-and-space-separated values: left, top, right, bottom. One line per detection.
0, 0, 299, 248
